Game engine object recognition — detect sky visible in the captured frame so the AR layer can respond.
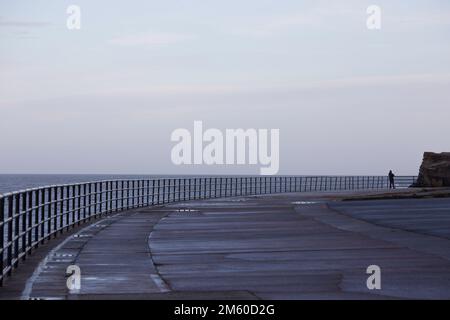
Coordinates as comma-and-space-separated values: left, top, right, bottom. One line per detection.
1, 0, 450, 175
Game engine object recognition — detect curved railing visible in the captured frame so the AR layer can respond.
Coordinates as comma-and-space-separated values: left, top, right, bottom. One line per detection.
0, 175, 416, 286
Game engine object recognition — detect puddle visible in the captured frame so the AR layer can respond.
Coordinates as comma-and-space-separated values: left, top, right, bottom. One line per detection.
73, 234, 92, 238
291, 201, 317, 205
176, 208, 198, 212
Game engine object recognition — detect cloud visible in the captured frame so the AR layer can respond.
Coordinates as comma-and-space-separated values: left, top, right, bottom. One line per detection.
108, 32, 196, 46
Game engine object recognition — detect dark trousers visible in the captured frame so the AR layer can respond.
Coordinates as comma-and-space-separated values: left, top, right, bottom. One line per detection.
389, 180, 395, 189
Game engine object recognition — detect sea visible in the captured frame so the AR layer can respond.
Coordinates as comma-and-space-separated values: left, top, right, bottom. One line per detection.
0, 174, 170, 195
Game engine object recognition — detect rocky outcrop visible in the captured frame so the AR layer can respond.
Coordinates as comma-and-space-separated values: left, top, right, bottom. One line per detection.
415, 152, 450, 187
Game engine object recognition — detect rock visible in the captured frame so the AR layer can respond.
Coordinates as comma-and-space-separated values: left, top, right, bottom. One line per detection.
415, 152, 450, 187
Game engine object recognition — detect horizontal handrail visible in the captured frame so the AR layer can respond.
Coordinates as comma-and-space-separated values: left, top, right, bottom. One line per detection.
0, 175, 416, 286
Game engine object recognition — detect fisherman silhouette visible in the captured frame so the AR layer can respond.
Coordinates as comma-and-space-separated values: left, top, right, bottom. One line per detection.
388, 170, 396, 189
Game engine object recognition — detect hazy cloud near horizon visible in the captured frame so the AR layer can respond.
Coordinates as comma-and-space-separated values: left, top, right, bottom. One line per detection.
1, 0, 450, 175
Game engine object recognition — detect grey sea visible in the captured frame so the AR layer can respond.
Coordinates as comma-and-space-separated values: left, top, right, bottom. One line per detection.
0, 174, 170, 195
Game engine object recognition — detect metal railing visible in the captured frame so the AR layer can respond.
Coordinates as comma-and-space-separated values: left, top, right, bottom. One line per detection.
0, 175, 416, 286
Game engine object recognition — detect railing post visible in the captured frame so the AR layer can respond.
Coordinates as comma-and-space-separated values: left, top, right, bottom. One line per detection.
77, 185, 81, 225
125, 181, 129, 209
105, 181, 109, 213
128, 180, 132, 207
175, 179, 178, 202
146, 180, 150, 205
259, 177, 262, 195
160, 179, 164, 203
69, 185, 74, 229
131, 180, 135, 207
21, 192, 27, 260
200, 178, 206, 199
130, 180, 134, 208
0, 196, 4, 286
27, 191, 33, 252
229, 177, 232, 196
197, 178, 200, 199
49, 187, 55, 235
99, 182, 103, 216
163, 179, 167, 203
158, 179, 162, 204
114, 181, 118, 211
119, 181, 123, 210
57, 186, 61, 232
36, 189, 41, 243
134, 180, 138, 206
186, 179, 190, 201
176, 178, 179, 202
52, 187, 57, 237
196, 178, 200, 200
7, 196, 13, 275
91, 183, 96, 219
181, 179, 185, 202
112, 181, 116, 211
225, 178, 228, 198
141, 180, 145, 206
149, 180, 153, 205
140, 180, 144, 206
87, 183, 92, 221
167, 180, 170, 203
106, 181, 110, 213
136, 180, 140, 206
13, 194, 20, 267
63, 186, 68, 232
117, 181, 121, 211
94, 181, 104, 219
105, 181, 109, 214
232, 177, 235, 196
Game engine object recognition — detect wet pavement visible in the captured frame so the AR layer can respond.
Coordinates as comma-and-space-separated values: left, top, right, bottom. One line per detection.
1, 192, 450, 299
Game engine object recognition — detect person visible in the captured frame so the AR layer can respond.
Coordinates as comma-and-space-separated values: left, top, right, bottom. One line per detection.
388, 170, 396, 189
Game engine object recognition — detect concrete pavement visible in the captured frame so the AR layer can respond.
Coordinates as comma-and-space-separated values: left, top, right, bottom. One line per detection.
1, 191, 450, 299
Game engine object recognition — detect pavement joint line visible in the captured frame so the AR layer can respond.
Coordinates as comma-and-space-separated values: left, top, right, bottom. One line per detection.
20, 213, 123, 300
150, 274, 170, 292
148, 211, 173, 293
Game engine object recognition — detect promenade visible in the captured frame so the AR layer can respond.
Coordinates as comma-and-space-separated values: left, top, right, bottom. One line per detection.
1, 191, 450, 300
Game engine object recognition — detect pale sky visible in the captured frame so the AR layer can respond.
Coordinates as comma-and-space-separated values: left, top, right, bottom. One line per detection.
1, 0, 450, 175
